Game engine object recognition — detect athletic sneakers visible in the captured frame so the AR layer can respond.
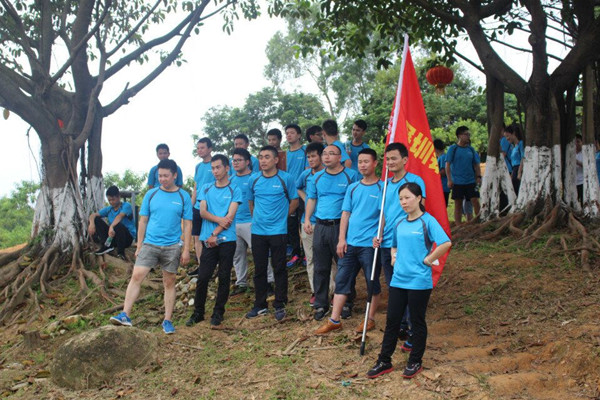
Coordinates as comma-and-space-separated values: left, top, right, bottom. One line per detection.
398, 328, 409, 341
286, 255, 300, 268
162, 320, 175, 334
245, 307, 268, 319
341, 304, 352, 319
187, 267, 199, 277
109, 311, 132, 326
302, 257, 307, 266
315, 318, 341, 335
313, 307, 328, 321
274, 307, 286, 321
210, 313, 223, 327
402, 362, 423, 379
354, 318, 376, 333
95, 245, 115, 255
309, 294, 315, 307
185, 312, 204, 327
367, 361, 393, 379
230, 285, 249, 297
401, 341, 413, 352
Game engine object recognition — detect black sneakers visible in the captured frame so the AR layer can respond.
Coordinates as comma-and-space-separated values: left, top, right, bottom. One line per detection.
367, 361, 393, 379
402, 362, 423, 379
95, 245, 114, 255
341, 304, 352, 319
210, 313, 223, 327
185, 312, 204, 327
313, 308, 328, 321
230, 285, 249, 297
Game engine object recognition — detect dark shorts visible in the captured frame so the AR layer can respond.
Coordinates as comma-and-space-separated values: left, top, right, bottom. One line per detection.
192, 207, 202, 236
334, 246, 381, 295
451, 183, 480, 200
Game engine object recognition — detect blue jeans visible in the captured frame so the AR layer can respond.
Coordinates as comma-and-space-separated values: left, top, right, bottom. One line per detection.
335, 246, 381, 296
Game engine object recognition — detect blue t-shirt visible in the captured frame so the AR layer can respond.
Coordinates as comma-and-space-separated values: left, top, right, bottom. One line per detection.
99, 202, 137, 238
391, 212, 450, 290
346, 141, 370, 172
198, 182, 242, 243
230, 172, 253, 224
307, 167, 359, 220
287, 146, 309, 180
500, 136, 512, 173
139, 188, 193, 246
249, 170, 298, 235
510, 140, 524, 168
437, 153, 449, 193
296, 169, 318, 224
382, 172, 426, 248
446, 144, 481, 185
194, 161, 215, 209
343, 180, 383, 247
148, 164, 184, 187
331, 140, 351, 164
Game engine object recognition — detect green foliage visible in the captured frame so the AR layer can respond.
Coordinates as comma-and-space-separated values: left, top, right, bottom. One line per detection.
0, 180, 39, 249
196, 88, 329, 153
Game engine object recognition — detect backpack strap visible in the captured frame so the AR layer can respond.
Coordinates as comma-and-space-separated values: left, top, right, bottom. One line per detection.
341, 168, 352, 185
274, 173, 290, 202
394, 216, 432, 252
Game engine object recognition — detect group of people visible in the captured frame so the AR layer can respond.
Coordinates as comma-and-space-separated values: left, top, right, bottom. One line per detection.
90, 119, 452, 380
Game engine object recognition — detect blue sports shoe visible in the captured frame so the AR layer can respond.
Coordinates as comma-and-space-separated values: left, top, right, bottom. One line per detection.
162, 319, 175, 334
110, 311, 132, 326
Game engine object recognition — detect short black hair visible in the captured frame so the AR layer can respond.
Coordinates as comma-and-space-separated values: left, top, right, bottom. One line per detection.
234, 133, 249, 144
233, 147, 251, 162
385, 142, 409, 158
306, 142, 324, 156
267, 128, 282, 140
505, 124, 522, 141
211, 154, 229, 168
197, 137, 213, 148
354, 119, 367, 131
322, 119, 338, 136
285, 124, 302, 136
306, 125, 322, 142
433, 139, 445, 151
358, 148, 377, 161
157, 159, 178, 174
156, 143, 169, 152
259, 145, 279, 159
455, 126, 470, 137
106, 185, 120, 197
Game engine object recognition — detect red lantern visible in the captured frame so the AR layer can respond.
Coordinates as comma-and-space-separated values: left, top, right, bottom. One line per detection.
426, 65, 454, 95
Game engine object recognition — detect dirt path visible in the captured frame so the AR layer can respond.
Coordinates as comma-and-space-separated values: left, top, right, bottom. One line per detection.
1, 244, 599, 399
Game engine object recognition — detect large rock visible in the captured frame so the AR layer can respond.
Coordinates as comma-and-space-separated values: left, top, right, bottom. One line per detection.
51, 325, 158, 389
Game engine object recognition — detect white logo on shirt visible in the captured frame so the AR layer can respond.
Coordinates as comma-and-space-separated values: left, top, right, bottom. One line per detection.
273, 185, 281, 188
369, 195, 379, 199
172, 202, 182, 206
411, 231, 422, 235
337, 184, 347, 187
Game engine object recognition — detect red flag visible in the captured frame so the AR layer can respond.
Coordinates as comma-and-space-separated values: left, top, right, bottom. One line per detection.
384, 37, 451, 287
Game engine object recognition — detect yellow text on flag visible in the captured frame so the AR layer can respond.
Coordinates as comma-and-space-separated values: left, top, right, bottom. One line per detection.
407, 121, 439, 174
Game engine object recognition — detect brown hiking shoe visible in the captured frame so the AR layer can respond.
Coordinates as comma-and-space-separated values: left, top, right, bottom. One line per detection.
355, 318, 375, 333
315, 319, 342, 335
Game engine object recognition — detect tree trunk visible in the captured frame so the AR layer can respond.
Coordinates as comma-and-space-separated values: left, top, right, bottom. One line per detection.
581, 64, 600, 216
85, 112, 104, 217
32, 132, 86, 250
480, 75, 515, 219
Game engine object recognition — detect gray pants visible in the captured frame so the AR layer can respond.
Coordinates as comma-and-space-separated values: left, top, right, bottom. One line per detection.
234, 222, 273, 287
301, 224, 336, 294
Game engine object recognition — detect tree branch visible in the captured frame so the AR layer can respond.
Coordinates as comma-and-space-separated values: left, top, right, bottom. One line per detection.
514, 26, 573, 49
103, 1, 210, 116
105, 0, 162, 58
485, 33, 564, 62
48, 0, 112, 89
409, 0, 462, 26
479, 0, 513, 19
39, 0, 53, 73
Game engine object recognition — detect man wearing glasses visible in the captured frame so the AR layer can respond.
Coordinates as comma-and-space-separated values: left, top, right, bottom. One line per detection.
304, 145, 359, 321
446, 126, 482, 224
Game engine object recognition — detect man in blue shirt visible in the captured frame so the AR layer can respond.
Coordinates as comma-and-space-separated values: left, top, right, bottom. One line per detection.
232, 133, 260, 172
186, 154, 241, 327
304, 144, 360, 321
111, 159, 192, 335
88, 185, 136, 259
285, 124, 309, 267
446, 126, 482, 224
245, 146, 299, 321
433, 139, 450, 207
191, 138, 214, 269
322, 119, 352, 168
147, 144, 183, 188
229, 148, 275, 296
306, 125, 324, 144
316, 148, 383, 334
346, 120, 370, 172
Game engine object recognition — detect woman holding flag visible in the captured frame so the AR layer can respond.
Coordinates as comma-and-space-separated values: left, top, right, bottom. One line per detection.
367, 182, 451, 379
